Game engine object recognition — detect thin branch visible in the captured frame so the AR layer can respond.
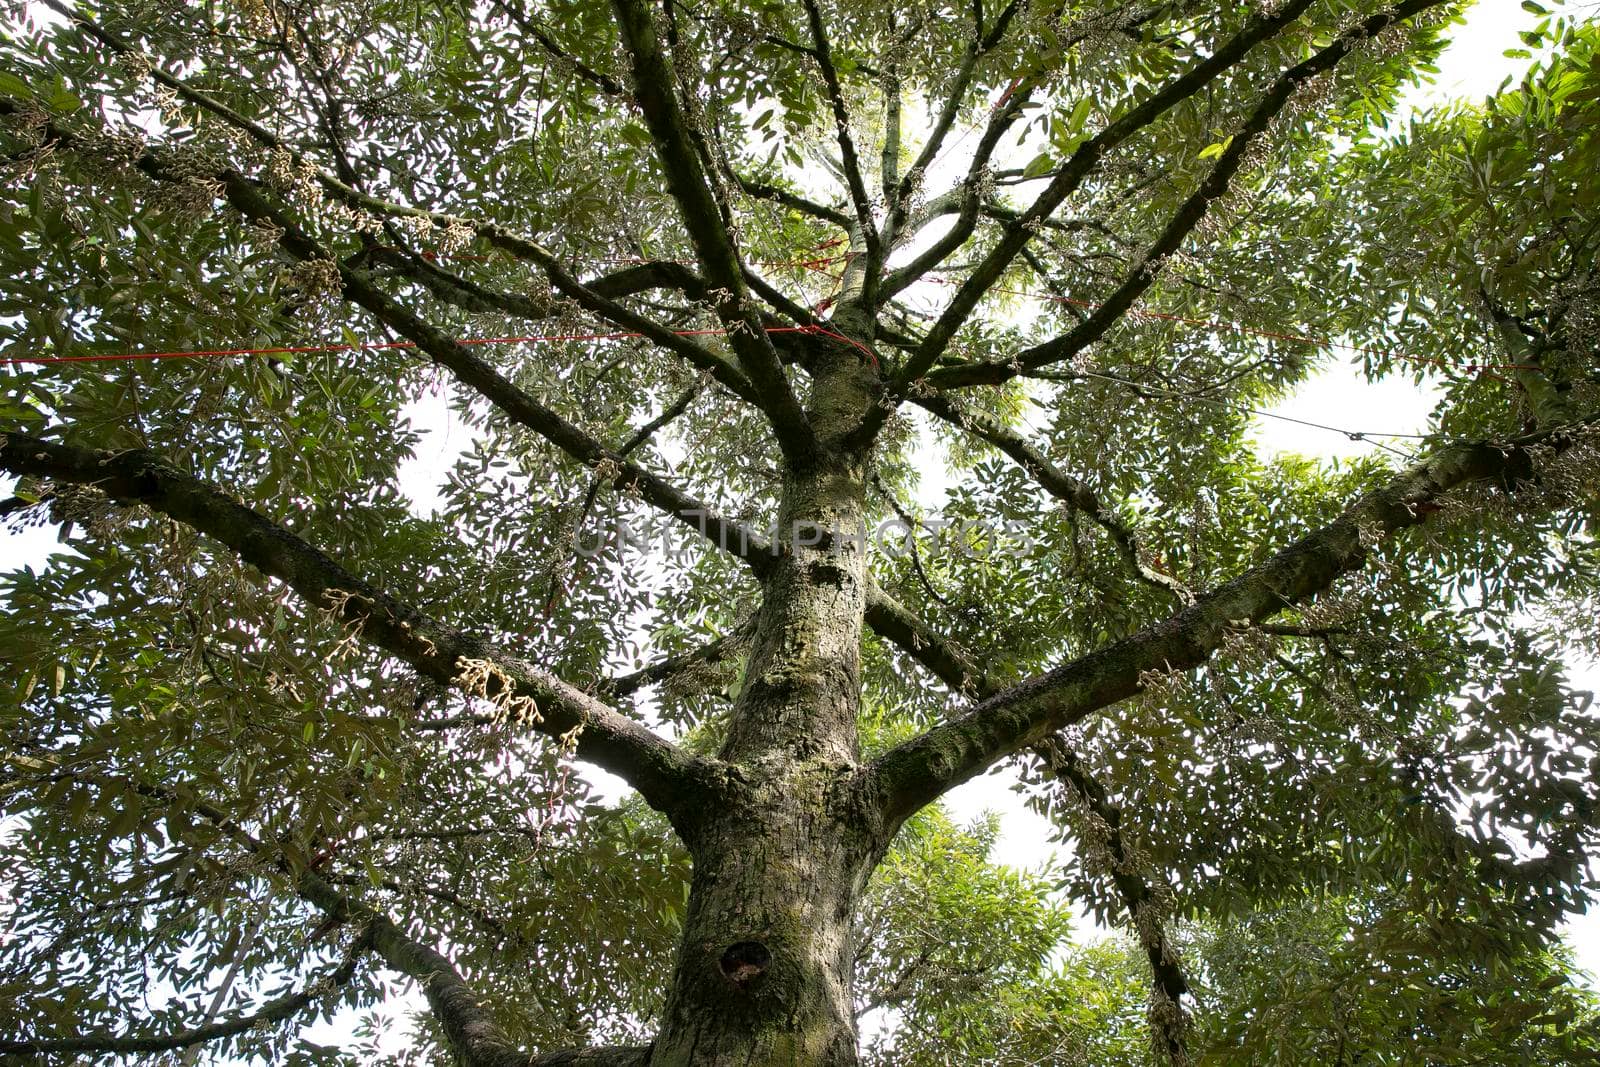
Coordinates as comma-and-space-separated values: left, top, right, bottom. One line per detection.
369, 825, 539, 843
492, 0, 630, 97
855, 947, 935, 1017
545, 384, 705, 608
879, 0, 1173, 299
601, 616, 756, 698
869, 473, 951, 607
742, 264, 824, 332
729, 171, 852, 228
35, 3, 764, 407
200, 171, 773, 577
1036, 740, 1190, 1063
910, 393, 1191, 603
885, 0, 1021, 244
0, 929, 375, 1057
280, 11, 367, 193
801, 0, 883, 303
321, 871, 532, 952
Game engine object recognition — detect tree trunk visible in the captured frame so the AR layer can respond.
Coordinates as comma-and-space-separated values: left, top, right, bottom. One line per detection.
648, 768, 880, 1066
650, 359, 885, 1064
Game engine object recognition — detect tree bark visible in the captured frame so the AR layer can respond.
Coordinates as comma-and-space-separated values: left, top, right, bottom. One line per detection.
649, 339, 884, 1065
651, 768, 880, 1066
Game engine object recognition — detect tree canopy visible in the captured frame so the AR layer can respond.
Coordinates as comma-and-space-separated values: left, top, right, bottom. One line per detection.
1, 0, 1599, 1063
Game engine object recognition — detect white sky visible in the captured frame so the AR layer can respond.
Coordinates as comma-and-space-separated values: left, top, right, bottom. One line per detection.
3, 0, 1596, 1047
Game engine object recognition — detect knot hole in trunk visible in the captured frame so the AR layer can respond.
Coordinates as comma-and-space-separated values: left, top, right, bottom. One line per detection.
719, 941, 771, 988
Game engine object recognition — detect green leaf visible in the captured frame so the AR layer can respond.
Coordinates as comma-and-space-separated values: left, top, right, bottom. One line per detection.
47, 88, 81, 112
0, 71, 32, 98
1022, 151, 1054, 178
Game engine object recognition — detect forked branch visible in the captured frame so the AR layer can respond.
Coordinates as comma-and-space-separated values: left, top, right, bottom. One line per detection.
801, 0, 883, 301
610, 0, 816, 464
870, 0, 1324, 426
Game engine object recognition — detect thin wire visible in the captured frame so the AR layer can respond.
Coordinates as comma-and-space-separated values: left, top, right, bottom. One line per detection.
2, 313, 1433, 451
382, 246, 858, 273
1070, 367, 1427, 458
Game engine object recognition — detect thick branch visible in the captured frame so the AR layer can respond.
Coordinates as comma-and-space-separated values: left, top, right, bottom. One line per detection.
862, 582, 997, 701
879, 175, 982, 303
432, 220, 756, 402
880, 24, 901, 208
309, 878, 645, 1067
371, 248, 710, 323
1485, 287, 1575, 430
863, 582, 1187, 1027
297, 866, 649, 1067
868, 417, 1593, 826
0, 432, 713, 822
610, 0, 815, 463
367, 245, 559, 319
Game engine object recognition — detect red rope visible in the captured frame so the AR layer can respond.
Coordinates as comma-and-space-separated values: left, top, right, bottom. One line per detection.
1, 324, 876, 366
2, 268, 1529, 379
374, 246, 858, 272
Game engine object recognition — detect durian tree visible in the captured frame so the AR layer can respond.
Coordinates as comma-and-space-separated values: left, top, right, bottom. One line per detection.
2, 0, 1600, 1063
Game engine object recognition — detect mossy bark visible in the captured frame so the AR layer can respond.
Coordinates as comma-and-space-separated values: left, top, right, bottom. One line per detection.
648, 763, 882, 1066
649, 341, 885, 1065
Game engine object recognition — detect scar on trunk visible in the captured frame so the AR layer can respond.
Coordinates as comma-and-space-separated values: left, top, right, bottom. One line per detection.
719, 941, 771, 987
